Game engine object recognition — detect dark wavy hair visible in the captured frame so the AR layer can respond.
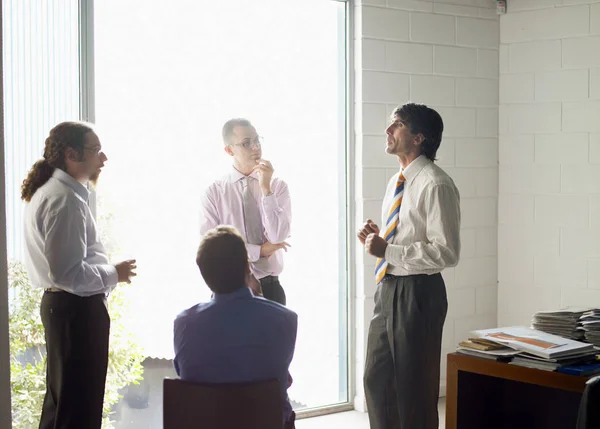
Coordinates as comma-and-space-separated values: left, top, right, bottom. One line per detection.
196, 225, 248, 294
393, 103, 444, 161
21, 121, 93, 202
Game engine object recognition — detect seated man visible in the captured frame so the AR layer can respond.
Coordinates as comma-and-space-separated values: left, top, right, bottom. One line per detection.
173, 225, 298, 428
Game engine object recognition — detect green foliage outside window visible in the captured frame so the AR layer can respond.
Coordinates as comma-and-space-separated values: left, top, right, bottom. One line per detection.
8, 260, 144, 429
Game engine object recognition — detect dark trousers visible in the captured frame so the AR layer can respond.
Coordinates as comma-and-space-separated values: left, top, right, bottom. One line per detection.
260, 275, 286, 306
39, 291, 111, 429
285, 411, 296, 429
364, 273, 448, 429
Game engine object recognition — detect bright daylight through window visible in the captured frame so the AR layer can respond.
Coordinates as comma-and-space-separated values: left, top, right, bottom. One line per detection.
93, 0, 348, 426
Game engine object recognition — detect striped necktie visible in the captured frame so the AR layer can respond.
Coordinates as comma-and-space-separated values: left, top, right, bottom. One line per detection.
374, 173, 405, 284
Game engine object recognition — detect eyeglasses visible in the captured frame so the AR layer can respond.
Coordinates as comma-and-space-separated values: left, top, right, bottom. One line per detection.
83, 146, 104, 156
230, 136, 263, 150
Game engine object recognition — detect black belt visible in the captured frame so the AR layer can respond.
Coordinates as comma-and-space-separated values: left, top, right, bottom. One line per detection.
383, 273, 436, 280
44, 288, 108, 298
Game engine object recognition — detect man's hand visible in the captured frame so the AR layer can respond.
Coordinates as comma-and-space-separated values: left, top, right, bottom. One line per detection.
260, 241, 290, 258
357, 219, 380, 245
365, 234, 388, 258
246, 272, 263, 297
253, 159, 274, 195
115, 259, 137, 284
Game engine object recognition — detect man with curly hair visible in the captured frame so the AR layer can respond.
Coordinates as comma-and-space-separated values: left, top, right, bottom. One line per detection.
21, 122, 137, 429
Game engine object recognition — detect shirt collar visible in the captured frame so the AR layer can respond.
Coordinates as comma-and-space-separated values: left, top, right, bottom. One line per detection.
400, 155, 431, 185
212, 286, 254, 302
227, 166, 259, 183
52, 168, 90, 201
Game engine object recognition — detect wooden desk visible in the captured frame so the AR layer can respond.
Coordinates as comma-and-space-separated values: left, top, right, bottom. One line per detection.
446, 353, 590, 429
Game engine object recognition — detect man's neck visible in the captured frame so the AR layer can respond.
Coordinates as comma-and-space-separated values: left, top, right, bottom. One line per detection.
65, 166, 89, 184
233, 162, 254, 176
397, 153, 419, 170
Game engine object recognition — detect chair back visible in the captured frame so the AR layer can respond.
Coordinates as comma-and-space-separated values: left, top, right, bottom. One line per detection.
163, 378, 283, 429
576, 375, 600, 429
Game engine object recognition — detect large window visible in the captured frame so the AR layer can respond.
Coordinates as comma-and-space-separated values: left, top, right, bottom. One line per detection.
3, 0, 348, 427
94, 0, 348, 426
2, 1, 82, 427
3, 0, 80, 262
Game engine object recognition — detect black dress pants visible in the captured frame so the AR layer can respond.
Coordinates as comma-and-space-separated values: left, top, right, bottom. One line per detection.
39, 291, 110, 429
259, 275, 286, 306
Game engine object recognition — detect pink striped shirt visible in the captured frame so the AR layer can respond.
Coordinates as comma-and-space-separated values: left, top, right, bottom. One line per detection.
200, 167, 292, 279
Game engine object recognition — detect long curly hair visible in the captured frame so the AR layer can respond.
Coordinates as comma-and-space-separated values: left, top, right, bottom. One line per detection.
21, 121, 93, 202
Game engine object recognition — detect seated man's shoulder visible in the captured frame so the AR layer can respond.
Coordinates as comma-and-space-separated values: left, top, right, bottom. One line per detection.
252, 297, 297, 321
174, 302, 214, 323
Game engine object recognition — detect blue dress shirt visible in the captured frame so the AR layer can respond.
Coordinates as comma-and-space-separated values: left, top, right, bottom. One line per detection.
173, 287, 297, 420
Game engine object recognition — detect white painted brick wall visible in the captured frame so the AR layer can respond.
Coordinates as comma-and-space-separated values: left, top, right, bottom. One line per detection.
498, 2, 600, 327
354, 1, 499, 409
535, 69, 589, 101
435, 46, 478, 76
591, 68, 600, 98
508, 40, 561, 72
411, 12, 456, 44
500, 73, 534, 103
500, 5, 590, 43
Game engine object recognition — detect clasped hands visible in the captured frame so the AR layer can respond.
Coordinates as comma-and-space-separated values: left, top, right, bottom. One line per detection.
357, 219, 388, 258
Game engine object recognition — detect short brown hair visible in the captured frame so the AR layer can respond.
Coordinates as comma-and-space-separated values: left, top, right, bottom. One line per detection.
222, 118, 252, 146
196, 225, 248, 294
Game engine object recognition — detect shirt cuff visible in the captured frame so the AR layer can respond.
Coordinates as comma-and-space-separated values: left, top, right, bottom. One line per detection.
102, 264, 119, 290
247, 243, 261, 262
262, 194, 282, 212
384, 243, 402, 265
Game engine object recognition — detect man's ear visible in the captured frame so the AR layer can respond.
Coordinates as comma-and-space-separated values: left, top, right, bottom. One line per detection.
65, 147, 80, 163
413, 134, 425, 147
224, 145, 234, 157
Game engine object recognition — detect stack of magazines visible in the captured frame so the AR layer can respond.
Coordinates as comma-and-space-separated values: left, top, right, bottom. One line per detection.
531, 307, 591, 340
456, 337, 519, 361
580, 309, 600, 347
465, 326, 599, 373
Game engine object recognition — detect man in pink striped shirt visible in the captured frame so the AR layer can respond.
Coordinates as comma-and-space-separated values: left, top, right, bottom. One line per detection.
200, 118, 292, 305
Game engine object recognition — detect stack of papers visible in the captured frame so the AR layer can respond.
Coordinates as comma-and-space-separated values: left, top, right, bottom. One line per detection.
470, 326, 595, 360
580, 309, 600, 347
531, 307, 592, 340
456, 337, 520, 361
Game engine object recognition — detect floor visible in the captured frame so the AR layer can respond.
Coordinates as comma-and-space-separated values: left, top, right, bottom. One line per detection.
296, 398, 446, 429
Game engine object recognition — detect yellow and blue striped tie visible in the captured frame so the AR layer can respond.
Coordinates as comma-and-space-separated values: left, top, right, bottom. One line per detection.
374, 173, 405, 284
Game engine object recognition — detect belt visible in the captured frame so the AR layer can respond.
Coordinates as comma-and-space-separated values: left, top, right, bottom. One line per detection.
45, 287, 63, 292
382, 273, 434, 280
259, 275, 278, 283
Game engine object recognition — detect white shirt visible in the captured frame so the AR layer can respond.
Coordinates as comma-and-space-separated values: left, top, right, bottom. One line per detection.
200, 167, 292, 279
382, 155, 461, 276
23, 168, 118, 296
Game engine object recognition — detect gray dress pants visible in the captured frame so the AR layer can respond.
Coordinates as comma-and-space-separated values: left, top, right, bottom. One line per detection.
364, 273, 448, 429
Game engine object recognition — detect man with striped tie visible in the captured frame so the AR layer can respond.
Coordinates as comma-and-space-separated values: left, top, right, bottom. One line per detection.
357, 103, 461, 429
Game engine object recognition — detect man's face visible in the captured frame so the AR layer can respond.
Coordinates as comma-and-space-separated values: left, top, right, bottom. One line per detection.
384, 115, 420, 157
226, 125, 262, 166
81, 132, 107, 184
